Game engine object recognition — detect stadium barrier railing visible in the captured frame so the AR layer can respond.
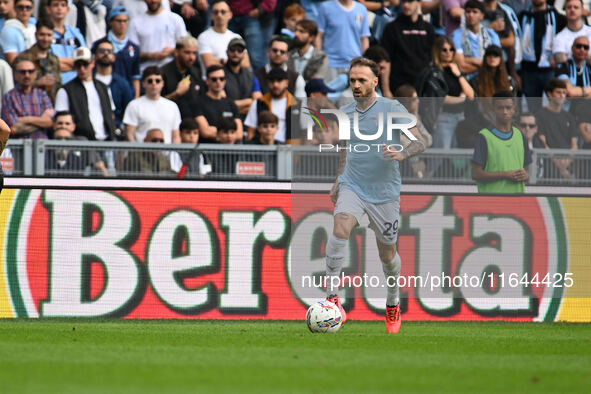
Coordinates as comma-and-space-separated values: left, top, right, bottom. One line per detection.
2, 140, 591, 186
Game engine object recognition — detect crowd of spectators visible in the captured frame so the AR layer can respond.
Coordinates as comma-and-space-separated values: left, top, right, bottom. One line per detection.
0, 0, 589, 181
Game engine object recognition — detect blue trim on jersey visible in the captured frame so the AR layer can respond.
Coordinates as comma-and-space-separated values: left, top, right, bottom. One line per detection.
490, 127, 514, 140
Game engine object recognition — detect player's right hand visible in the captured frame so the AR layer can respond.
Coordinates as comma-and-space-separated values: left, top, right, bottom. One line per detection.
329, 182, 339, 205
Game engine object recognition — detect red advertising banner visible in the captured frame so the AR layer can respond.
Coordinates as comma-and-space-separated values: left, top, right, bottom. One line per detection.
0, 189, 589, 322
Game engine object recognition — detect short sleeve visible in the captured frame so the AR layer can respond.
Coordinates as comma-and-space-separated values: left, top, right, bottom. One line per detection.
252, 75, 261, 93
54, 88, 70, 112
472, 133, 488, 167
230, 100, 240, 119
451, 29, 463, 54
197, 32, 213, 55
122, 100, 139, 127
0, 27, 22, 53
316, 2, 327, 33
244, 101, 258, 129
360, 6, 370, 38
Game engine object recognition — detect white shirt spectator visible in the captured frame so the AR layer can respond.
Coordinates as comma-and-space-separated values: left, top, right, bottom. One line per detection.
197, 27, 241, 79
113, 0, 170, 20
128, 8, 186, 72
123, 95, 181, 143
244, 98, 288, 143
55, 81, 116, 141
553, 24, 591, 56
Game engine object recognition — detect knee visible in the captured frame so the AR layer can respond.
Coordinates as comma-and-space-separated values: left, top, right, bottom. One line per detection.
379, 248, 397, 265
332, 226, 351, 241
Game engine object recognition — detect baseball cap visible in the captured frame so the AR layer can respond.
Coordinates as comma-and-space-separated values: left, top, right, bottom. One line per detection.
228, 37, 246, 50
305, 78, 336, 95
73, 47, 92, 62
109, 6, 129, 20
267, 68, 288, 80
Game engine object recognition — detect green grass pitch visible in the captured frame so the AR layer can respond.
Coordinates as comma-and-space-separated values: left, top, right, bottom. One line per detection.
0, 320, 589, 393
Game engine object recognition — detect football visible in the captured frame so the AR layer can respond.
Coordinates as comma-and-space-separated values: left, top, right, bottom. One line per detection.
306, 301, 343, 333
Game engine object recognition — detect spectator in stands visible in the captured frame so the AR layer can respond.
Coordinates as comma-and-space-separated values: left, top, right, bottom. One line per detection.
381, 0, 435, 93
75, 0, 108, 46
244, 68, 297, 143
224, 37, 262, 116
0, 59, 14, 112
255, 36, 306, 97
161, 35, 205, 119
288, 19, 328, 83
15, 17, 61, 103
46, 126, 86, 173
452, 0, 501, 77
0, 0, 36, 64
216, 116, 239, 144
103, 6, 141, 98
194, 65, 243, 143
0, 0, 16, 32
316, 0, 370, 81
472, 91, 531, 193
504, 0, 531, 16
482, 0, 519, 86
170, 117, 212, 177
553, 0, 591, 65
248, 110, 283, 145
442, 0, 468, 36
537, 78, 579, 179
123, 66, 181, 144
227, 0, 276, 70
171, 0, 208, 38
556, 36, 591, 97
519, 0, 566, 105
1, 58, 54, 139
363, 46, 393, 98
55, 47, 116, 141
113, 0, 170, 20
466, 45, 517, 128
46, 0, 87, 85
91, 38, 134, 133
123, 128, 173, 175
426, 36, 474, 149
518, 112, 544, 149
395, 83, 433, 179
128, 0, 187, 72
198, 0, 246, 79
280, 3, 306, 41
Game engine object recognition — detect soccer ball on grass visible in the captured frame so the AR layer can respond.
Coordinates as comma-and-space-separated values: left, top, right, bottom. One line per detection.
306, 301, 343, 333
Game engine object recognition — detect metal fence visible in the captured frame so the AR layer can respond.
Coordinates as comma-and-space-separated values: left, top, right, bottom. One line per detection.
2, 140, 591, 186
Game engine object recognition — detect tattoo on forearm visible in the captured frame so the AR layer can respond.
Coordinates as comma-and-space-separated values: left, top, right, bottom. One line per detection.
402, 135, 426, 159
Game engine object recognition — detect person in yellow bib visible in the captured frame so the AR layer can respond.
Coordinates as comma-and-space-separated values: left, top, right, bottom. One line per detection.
471, 91, 532, 193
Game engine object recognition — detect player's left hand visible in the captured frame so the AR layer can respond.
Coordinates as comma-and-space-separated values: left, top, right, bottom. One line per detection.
382, 144, 404, 162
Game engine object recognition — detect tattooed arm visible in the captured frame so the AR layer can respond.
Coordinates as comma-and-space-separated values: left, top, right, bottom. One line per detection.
330, 140, 347, 204
382, 126, 427, 162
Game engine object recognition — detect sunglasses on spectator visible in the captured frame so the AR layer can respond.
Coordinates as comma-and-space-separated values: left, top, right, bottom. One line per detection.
16, 69, 35, 75
520, 123, 537, 129
16, 5, 33, 11
209, 77, 226, 82
574, 43, 590, 50
145, 78, 162, 84
213, 10, 228, 15
228, 46, 245, 53
271, 48, 287, 55
150, 139, 165, 143
54, 136, 71, 140
441, 47, 455, 53
96, 48, 114, 55
74, 61, 91, 69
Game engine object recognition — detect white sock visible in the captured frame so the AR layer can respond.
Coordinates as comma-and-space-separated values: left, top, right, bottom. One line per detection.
325, 234, 347, 296
382, 253, 401, 306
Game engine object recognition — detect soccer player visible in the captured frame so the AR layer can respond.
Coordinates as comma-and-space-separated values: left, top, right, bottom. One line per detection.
324, 57, 426, 334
